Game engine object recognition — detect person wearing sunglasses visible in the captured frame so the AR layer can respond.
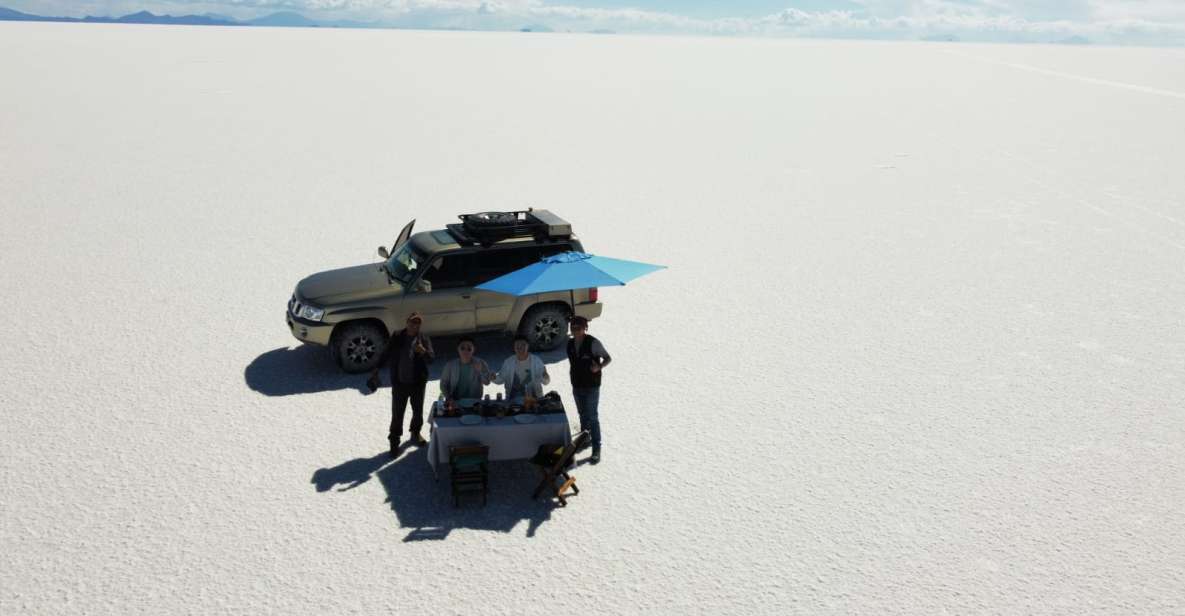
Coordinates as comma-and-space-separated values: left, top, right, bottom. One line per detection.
366, 312, 435, 457
567, 316, 610, 464
439, 336, 493, 402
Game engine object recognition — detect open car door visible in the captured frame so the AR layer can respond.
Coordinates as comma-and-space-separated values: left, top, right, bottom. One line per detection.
391, 219, 415, 254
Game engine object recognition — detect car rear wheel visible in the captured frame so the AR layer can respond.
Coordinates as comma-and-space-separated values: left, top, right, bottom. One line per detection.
520, 304, 568, 351
331, 321, 388, 373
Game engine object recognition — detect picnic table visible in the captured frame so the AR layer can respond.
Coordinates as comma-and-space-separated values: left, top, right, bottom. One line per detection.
427, 398, 572, 477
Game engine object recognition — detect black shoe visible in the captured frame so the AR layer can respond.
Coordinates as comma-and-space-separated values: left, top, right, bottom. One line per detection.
590, 448, 601, 464
410, 433, 427, 447
389, 439, 400, 458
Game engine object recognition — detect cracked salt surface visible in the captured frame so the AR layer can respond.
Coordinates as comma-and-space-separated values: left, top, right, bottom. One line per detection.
2, 23, 1184, 615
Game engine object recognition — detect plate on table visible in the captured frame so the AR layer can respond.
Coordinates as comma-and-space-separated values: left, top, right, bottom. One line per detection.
460, 414, 483, 425
513, 414, 537, 424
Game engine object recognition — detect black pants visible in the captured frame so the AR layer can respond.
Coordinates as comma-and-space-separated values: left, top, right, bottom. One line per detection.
390, 381, 426, 440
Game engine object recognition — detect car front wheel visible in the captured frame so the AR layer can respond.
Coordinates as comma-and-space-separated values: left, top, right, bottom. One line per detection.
520, 304, 568, 351
331, 321, 388, 373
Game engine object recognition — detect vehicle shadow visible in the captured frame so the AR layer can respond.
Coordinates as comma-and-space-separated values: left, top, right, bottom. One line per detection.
246, 333, 568, 398
311, 447, 564, 540
244, 344, 369, 397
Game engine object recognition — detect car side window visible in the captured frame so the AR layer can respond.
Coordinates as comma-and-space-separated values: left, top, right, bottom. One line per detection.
421, 253, 477, 290
526, 243, 570, 264
470, 243, 573, 285
472, 248, 525, 285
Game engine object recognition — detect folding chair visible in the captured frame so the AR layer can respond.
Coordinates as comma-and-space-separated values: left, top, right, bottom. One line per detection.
449, 444, 489, 508
530, 431, 590, 507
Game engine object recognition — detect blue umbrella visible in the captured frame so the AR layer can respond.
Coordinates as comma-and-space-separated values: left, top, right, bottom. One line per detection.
475, 251, 666, 296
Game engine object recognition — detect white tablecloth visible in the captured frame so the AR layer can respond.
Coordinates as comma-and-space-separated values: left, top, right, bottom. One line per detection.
427, 403, 572, 476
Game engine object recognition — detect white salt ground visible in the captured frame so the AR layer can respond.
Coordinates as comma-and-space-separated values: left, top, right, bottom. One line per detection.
1, 22, 1183, 615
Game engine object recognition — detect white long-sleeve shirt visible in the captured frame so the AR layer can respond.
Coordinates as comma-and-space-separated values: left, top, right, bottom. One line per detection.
493, 354, 550, 399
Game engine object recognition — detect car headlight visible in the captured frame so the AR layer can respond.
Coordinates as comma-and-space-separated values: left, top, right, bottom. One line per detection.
299, 304, 325, 322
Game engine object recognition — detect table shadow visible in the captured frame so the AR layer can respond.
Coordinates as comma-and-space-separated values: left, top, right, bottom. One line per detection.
311, 447, 565, 541
247, 333, 568, 398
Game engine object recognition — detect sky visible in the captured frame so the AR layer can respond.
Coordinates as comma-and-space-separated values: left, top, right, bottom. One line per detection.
7, 1, 1185, 45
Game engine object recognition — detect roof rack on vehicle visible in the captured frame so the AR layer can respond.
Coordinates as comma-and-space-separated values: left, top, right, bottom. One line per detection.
446, 209, 572, 247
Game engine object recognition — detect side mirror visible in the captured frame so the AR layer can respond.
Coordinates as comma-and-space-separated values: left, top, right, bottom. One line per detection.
378, 246, 390, 259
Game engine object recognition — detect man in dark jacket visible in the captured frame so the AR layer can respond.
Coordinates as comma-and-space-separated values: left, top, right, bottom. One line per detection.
367, 312, 434, 457
566, 316, 611, 463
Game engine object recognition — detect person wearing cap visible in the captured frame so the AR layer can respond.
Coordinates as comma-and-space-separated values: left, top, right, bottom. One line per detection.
439, 336, 493, 402
367, 312, 434, 457
493, 335, 550, 400
566, 316, 610, 463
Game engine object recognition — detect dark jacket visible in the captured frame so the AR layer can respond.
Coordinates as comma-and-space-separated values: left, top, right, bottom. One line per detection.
567, 335, 603, 389
379, 329, 434, 385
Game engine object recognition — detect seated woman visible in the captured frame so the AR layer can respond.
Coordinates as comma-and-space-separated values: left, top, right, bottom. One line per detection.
494, 335, 550, 400
439, 336, 492, 402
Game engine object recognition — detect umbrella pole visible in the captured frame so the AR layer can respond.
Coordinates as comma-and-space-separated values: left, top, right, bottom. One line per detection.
569, 288, 575, 318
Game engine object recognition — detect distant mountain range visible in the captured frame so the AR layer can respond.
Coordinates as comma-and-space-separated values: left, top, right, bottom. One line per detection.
0, 6, 382, 29
0, 5, 1101, 44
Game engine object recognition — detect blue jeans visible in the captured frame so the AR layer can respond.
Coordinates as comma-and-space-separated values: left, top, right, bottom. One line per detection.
572, 387, 601, 449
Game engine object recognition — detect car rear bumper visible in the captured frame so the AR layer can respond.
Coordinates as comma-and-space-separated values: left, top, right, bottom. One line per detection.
287, 311, 333, 346
574, 301, 603, 321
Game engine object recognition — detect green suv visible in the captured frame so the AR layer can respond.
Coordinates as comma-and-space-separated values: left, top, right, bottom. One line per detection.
286, 210, 603, 373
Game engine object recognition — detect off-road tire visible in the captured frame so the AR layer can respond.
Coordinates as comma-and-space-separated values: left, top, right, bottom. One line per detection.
466, 211, 518, 228
331, 321, 388, 374
519, 304, 569, 351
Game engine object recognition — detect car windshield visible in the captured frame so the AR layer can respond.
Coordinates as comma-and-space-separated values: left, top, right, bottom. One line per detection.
385, 243, 423, 285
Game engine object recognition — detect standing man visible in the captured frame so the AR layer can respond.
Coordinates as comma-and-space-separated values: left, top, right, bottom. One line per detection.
367, 312, 434, 457
566, 316, 610, 464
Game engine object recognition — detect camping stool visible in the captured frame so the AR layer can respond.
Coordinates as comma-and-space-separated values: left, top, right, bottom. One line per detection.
529, 431, 590, 507
449, 444, 489, 508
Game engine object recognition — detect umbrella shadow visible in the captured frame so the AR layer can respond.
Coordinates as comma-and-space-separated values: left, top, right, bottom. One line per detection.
311, 447, 564, 540
246, 333, 568, 398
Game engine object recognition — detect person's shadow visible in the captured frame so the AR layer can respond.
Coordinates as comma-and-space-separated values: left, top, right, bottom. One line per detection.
271, 330, 575, 536
311, 447, 564, 540
245, 333, 567, 397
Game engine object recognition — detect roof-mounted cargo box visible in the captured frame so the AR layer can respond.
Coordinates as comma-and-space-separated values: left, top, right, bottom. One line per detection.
528, 209, 571, 238
447, 209, 572, 247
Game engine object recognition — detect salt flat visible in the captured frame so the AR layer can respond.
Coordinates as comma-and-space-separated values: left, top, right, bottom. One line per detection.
1, 22, 1183, 615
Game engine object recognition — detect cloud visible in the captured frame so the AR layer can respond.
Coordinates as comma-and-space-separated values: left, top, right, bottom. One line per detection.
733, 5, 1185, 42
467, 1, 1185, 44
8, 0, 1185, 44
